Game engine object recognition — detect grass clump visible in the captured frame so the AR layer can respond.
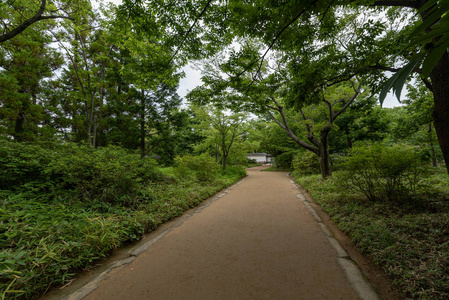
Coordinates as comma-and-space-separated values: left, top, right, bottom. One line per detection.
292, 169, 449, 299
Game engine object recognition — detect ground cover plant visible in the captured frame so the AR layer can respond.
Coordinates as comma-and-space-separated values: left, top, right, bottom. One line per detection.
0, 141, 246, 299
292, 166, 449, 299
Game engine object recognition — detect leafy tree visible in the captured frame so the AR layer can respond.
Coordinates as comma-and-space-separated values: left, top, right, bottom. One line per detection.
192, 105, 248, 170
330, 97, 390, 153
143, 0, 449, 174
0, 26, 63, 141
387, 83, 441, 167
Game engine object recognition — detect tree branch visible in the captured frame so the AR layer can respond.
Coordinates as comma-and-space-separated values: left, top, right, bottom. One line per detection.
371, 0, 421, 9
0, 0, 74, 43
170, 0, 213, 61
333, 82, 362, 120
266, 98, 319, 154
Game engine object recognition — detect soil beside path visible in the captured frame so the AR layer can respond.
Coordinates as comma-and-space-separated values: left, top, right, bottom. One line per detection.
65, 166, 377, 299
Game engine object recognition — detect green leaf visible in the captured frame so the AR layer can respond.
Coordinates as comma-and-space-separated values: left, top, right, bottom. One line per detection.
379, 73, 399, 106
409, 0, 449, 42
379, 56, 423, 106
422, 36, 449, 77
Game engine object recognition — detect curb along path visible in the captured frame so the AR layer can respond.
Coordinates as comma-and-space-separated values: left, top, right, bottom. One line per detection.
290, 178, 378, 300
62, 166, 378, 300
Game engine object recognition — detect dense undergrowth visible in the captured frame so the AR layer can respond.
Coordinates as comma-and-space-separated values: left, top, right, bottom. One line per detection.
0, 141, 247, 299
292, 168, 449, 299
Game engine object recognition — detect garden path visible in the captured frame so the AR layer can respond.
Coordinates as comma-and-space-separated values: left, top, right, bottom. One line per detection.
71, 166, 377, 299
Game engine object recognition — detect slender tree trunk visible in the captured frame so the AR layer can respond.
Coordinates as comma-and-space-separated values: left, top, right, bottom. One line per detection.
93, 115, 97, 147
222, 154, 227, 171
318, 128, 332, 178
345, 128, 353, 148
215, 143, 219, 162
140, 89, 146, 158
429, 53, 449, 174
428, 123, 437, 167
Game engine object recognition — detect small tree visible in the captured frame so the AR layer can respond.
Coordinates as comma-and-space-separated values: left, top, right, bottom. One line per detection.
267, 81, 362, 178
192, 105, 248, 171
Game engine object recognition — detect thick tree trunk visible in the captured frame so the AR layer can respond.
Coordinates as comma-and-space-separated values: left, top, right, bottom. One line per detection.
429, 53, 449, 174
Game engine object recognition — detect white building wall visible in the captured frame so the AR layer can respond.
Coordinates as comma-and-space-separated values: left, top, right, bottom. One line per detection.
247, 155, 267, 163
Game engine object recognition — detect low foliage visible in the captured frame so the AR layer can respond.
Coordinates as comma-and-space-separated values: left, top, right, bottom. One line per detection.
292, 170, 449, 299
174, 153, 220, 182
292, 151, 320, 175
0, 142, 246, 299
0, 141, 160, 205
337, 143, 429, 202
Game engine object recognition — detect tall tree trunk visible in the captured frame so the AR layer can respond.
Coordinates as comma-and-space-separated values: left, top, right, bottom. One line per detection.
345, 128, 353, 148
215, 143, 219, 162
428, 123, 437, 167
140, 89, 146, 158
14, 112, 26, 141
318, 128, 332, 178
222, 154, 227, 171
93, 115, 97, 147
429, 53, 449, 174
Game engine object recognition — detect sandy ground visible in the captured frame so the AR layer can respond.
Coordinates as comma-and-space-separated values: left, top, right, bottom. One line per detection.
77, 166, 366, 300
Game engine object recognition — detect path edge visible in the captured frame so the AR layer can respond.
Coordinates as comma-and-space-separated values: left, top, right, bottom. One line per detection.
289, 175, 379, 300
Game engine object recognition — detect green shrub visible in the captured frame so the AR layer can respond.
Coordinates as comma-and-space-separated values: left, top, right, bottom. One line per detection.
0, 141, 51, 190
174, 153, 220, 182
292, 151, 320, 175
337, 143, 429, 202
274, 150, 295, 169
219, 165, 247, 180
45, 144, 159, 204
0, 140, 160, 205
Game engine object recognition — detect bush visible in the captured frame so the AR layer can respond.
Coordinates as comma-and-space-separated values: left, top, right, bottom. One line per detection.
174, 153, 220, 182
292, 151, 320, 175
0, 141, 52, 190
337, 143, 429, 202
274, 150, 295, 169
219, 165, 247, 180
0, 140, 160, 204
45, 144, 159, 204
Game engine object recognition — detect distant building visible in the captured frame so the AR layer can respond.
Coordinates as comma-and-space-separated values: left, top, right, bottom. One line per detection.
246, 153, 273, 164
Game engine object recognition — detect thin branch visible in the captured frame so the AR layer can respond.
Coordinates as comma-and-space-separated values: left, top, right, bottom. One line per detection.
333, 82, 362, 120
170, 0, 213, 61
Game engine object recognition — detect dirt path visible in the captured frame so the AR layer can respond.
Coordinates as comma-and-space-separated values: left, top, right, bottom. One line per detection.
69, 166, 378, 299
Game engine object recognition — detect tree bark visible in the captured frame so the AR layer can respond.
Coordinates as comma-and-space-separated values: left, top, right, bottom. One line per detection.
428, 123, 437, 167
429, 53, 449, 174
319, 127, 332, 178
